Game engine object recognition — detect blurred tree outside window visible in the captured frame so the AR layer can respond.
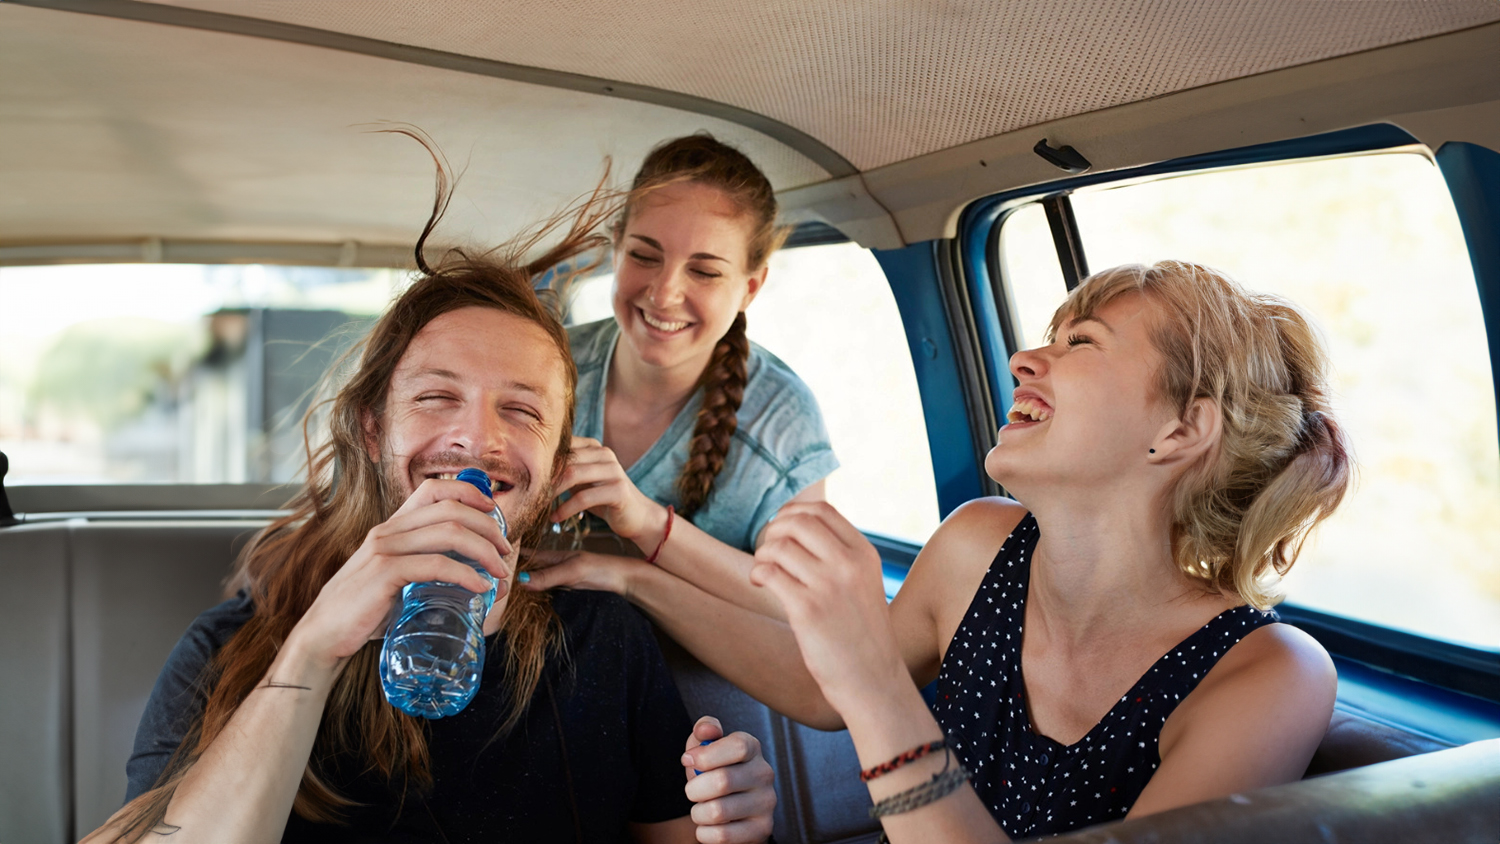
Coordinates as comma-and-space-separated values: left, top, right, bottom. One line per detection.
0, 264, 403, 485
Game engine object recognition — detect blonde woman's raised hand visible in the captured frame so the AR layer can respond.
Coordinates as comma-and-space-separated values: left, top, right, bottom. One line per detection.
749, 501, 905, 716
552, 436, 671, 551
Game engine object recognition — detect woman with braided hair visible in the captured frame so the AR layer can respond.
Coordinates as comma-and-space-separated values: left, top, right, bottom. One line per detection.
540, 134, 837, 621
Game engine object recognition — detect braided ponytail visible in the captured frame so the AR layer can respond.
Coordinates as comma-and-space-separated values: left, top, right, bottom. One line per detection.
677, 311, 750, 516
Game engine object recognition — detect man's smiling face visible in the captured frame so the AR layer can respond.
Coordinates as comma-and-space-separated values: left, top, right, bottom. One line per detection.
365, 305, 569, 538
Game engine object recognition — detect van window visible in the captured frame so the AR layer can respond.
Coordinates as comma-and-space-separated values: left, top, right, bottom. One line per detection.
1041, 151, 1499, 650
0, 264, 402, 485
567, 243, 943, 543
996, 202, 1070, 350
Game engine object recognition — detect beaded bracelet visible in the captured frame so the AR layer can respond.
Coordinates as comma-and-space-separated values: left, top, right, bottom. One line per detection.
868, 764, 970, 819
860, 739, 945, 782
646, 505, 675, 564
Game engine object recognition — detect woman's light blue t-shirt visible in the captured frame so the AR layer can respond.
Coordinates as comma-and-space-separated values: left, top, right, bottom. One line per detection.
569, 318, 839, 552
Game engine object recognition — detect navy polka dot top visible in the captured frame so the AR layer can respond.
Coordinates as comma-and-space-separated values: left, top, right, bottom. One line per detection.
933, 513, 1278, 839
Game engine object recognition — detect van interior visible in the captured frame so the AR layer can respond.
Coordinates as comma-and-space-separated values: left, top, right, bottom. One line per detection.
2, 2, 1499, 842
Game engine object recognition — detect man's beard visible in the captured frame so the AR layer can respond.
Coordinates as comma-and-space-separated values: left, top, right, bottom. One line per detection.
376, 448, 554, 545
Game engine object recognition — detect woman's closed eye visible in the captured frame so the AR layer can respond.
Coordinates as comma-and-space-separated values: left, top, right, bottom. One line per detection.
1066, 333, 1095, 348
628, 250, 661, 266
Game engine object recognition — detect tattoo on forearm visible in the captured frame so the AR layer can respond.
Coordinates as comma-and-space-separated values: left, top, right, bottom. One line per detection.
260, 680, 313, 691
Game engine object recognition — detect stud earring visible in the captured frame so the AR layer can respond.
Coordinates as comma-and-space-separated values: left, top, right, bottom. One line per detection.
1149, 449, 1156, 454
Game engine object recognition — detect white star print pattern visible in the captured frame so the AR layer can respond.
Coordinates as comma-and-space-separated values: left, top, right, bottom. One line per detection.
930, 514, 1278, 839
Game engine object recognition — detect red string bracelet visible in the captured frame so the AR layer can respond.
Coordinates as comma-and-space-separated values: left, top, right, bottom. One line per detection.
646, 505, 675, 564
860, 739, 946, 782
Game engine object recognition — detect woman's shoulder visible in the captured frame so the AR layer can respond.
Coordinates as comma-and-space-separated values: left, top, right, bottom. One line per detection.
739, 342, 828, 440
904, 499, 1031, 598
566, 317, 618, 366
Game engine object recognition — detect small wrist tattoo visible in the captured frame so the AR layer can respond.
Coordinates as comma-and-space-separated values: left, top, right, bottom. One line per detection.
261, 680, 313, 691
150, 822, 182, 836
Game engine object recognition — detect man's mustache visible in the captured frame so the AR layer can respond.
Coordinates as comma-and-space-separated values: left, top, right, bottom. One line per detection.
406, 451, 533, 494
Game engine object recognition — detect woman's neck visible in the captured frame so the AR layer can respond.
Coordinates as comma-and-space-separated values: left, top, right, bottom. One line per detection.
1025, 493, 1217, 648
607, 335, 709, 412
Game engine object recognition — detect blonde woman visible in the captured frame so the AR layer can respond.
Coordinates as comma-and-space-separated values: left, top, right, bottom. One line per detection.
530, 261, 1351, 840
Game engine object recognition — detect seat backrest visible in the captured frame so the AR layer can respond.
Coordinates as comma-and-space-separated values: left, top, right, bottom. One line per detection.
0, 524, 72, 844
0, 518, 258, 842
1304, 708, 1452, 778
68, 520, 261, 834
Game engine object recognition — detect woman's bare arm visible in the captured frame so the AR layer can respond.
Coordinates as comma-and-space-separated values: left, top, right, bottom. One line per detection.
552, 438, 828, 621
1126, 623, 1337, 818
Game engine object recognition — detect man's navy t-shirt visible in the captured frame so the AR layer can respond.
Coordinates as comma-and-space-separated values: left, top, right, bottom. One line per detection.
127, 589, 694, 843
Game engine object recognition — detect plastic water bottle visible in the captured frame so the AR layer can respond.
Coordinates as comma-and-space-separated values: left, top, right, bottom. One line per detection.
379, 467, 506, 719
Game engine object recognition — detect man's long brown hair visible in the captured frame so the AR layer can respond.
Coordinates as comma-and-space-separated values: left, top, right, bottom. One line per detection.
109, 130, 620, 839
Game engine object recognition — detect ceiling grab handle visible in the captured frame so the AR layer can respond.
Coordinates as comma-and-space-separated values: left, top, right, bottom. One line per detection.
1034, 139, 1092, 174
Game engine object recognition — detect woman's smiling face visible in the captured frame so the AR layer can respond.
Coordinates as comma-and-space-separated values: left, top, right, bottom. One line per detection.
985, 292, 1180, 496
611, 181, 766, 373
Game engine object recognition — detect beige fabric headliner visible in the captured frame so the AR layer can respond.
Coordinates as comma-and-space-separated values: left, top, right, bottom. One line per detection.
145, 0, 1500, 171
0, 4, 828, 250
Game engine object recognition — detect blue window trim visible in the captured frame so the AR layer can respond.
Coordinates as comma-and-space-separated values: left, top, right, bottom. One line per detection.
1436, 142, 1500, 432
874, 243, 989, 519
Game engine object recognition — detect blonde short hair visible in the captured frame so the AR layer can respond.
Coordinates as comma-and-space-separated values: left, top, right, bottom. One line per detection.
1050, 261, 1352, 609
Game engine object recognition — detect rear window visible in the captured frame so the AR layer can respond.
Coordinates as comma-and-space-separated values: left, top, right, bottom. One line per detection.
0, 264, 402, 485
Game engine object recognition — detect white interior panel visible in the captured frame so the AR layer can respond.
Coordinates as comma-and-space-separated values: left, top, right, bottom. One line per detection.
0, 4, 828, 253
145, 0, 1500, 170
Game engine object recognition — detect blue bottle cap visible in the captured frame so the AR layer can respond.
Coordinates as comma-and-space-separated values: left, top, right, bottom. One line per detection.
455, 467, 493, 498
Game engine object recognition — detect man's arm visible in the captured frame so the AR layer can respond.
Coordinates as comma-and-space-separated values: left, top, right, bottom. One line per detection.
85, 479, 513, 843
85, 643, 341, 843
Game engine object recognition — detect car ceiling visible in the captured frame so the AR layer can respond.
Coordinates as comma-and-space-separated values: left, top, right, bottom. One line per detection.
3, 0, 1500, 264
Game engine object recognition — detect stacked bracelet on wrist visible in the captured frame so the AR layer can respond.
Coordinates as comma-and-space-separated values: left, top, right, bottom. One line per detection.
646, 505, 675, 564
860, 739, 946, 782
868, 763, 969, 819
864, 739, 970, 840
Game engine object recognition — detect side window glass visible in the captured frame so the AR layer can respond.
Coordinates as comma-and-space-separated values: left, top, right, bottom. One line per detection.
566, 243, 943, 544
996, 203, 1070, 350
0, 264, 399, 485
1063, 152, 1500, 650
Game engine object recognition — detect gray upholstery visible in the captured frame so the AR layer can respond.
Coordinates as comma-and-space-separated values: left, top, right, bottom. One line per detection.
68, 520, 262, 835
0, 524, 72, 844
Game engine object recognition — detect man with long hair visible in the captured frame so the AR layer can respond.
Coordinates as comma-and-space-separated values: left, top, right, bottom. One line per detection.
87, 144, 777, 843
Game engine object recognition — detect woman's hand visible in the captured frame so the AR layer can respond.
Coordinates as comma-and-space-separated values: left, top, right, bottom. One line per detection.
285, 478, 513, 672
520, 549, 648, 598
682, 716, 776, 844
749, 502, 906, 715
552, 436, 669, 549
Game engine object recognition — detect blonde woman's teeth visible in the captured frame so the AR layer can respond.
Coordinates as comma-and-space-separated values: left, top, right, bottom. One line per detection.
1006, 400, 1051, 423
641, 311, 689, 332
